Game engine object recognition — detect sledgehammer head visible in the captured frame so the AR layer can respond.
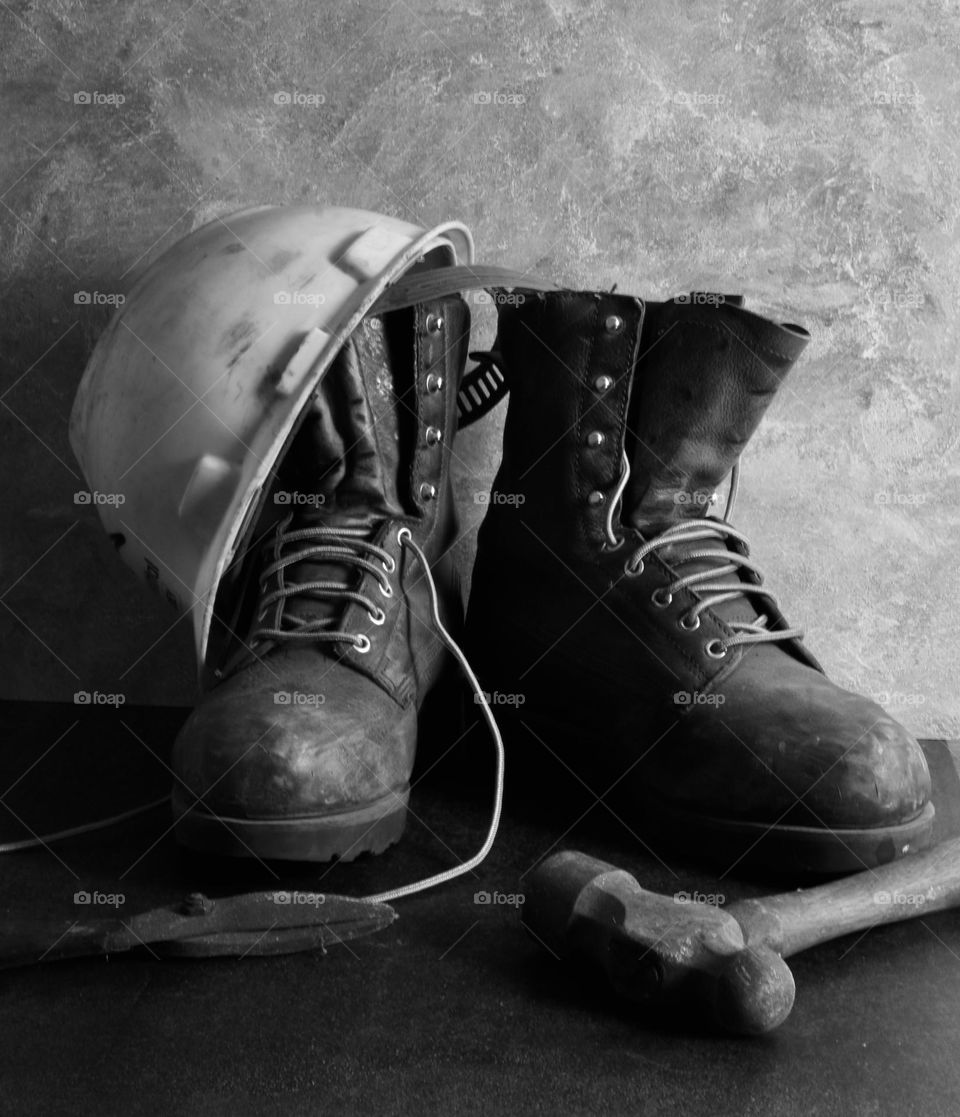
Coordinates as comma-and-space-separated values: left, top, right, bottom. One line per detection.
522, 850, 795, 1035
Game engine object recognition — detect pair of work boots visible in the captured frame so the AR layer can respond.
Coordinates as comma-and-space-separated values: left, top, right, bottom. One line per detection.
171, 289, 933, 875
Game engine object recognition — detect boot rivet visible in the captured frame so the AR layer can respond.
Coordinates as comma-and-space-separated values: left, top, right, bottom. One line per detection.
425, 373, 444, 393
419, 482, 438, 501
425, 426, 443, 446
586, 430, 605, 448
425, 313, 444, 335
593, 375, 614, 393
604, 314, 624, 335
587, 491, 605, 506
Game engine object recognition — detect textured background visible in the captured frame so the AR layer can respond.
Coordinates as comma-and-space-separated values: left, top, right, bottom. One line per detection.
1, 0, 958, 736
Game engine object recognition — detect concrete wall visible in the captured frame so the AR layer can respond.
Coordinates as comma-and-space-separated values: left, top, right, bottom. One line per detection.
1, 0, 958, 736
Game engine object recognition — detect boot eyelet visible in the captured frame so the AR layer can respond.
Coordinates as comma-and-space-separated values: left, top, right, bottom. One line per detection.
604, 314, 624, 335
369, 607, 386, 626
623, 556, 645, 577
651, 588, 673, 608
586, 430, 605, 448
379, 580, 393, 599
382, 555, 396, 574
397, 527, 412, 545
425, 426, 442, 446
593, 375, 614, 393
419, 482, 437, 501
425, 313, 444, 335
679, 612, 701, 631
355, 634, 372, 653
587, 491, 605, 506
425, 373, 444, 393
705, 639, 727, 659
600, 536, 624, 553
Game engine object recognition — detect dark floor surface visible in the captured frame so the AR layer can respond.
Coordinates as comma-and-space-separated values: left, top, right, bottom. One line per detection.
1, 699, 960, 1117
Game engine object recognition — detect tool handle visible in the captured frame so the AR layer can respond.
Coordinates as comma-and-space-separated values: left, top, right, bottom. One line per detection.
0, 920, 134, 970
729, 834, 960, 958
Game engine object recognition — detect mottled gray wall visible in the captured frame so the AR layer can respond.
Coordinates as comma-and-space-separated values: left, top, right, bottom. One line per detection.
1, 0, 958, 737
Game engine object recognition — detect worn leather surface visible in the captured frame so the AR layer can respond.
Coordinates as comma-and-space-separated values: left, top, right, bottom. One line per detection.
172, 297, 470, 821
466, 290, 930, 837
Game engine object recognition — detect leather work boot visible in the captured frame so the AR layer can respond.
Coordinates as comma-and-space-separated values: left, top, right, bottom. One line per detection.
172, 297, 469, 861
465, 290, 933, 874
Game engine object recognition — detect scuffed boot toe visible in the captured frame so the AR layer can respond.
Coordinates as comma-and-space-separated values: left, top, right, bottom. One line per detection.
172, 651, 416, 862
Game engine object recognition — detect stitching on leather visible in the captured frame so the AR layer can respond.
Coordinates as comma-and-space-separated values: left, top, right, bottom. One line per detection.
574, 296, 600, 549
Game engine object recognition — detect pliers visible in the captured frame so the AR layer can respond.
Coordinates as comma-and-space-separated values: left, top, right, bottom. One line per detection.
0, 890, 396, 969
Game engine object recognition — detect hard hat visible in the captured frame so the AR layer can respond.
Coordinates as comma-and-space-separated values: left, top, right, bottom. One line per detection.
69, 205, 474, 675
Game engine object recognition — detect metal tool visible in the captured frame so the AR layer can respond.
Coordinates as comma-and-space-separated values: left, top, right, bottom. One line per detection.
523, 836, 960, 1035
0, 890, 396, 969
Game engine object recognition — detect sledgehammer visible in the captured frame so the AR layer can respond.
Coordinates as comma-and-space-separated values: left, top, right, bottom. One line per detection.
523, 838, 960, 1035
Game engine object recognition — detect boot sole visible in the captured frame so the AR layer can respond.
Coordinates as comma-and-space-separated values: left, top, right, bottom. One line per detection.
476, 703, 937, 875
643, 797, 936, 876
171, 786, 409, 862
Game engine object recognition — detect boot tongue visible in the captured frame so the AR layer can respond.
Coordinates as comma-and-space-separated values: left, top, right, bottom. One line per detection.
266, 315, 410, 628
622, 295, 804, 629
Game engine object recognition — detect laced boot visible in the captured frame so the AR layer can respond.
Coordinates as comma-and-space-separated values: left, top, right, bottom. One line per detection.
172, 298, 469, 860
465, 290, 932, 873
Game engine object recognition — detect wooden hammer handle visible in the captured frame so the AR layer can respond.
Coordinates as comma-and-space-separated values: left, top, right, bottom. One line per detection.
728, 833, 960, 958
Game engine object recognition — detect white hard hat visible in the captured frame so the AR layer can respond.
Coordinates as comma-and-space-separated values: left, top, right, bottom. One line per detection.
69, 205, 474, 674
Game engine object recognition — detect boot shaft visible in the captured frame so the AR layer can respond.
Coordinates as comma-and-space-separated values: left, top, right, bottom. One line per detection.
487, 291, 809, 559
214, 295, 471, 692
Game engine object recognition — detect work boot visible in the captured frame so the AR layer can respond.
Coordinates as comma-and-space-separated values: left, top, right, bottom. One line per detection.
172, 297, 469, 860
465, 290, 932, 873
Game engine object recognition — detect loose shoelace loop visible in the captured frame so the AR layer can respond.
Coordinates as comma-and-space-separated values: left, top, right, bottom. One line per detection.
2, 526, 506, 913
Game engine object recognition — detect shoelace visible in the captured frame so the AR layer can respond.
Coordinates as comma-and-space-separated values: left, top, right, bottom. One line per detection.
605, 450, 803, 656
250, 517, 395, 653
1, 528, 506, 909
